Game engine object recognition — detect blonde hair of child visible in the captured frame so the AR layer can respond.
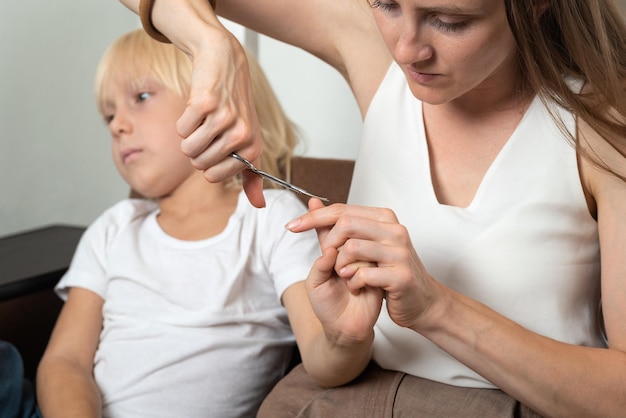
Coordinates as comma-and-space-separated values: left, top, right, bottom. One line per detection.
94, 28, 299, 189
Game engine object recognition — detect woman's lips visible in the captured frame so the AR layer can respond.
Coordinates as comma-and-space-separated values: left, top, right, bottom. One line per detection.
406, 68, 439, 84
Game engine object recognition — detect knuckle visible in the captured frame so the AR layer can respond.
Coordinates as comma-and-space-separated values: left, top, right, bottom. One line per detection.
236, 120, 254, 139
229, 120, 254, 148
378, 207, 398, 222
189, 158, 203, 170
390, 223, 410, 243
343, 238, 360, 255
219, 107, 237, 127
328, 203, 347, 217
334, 215, 354, 231
188, 93, 219, 113
202, 169, 220, 183
180, 140, 195, 157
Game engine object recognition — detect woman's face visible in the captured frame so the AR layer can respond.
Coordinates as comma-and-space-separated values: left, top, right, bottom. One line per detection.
371, 0, 519, 106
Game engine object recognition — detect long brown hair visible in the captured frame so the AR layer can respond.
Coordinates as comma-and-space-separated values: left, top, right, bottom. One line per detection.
506, 0, 626, 179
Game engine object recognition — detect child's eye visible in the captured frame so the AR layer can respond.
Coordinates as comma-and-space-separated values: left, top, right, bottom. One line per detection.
136, 92, 152, 102
370, 0, 397, 12
103, 114, 114, 125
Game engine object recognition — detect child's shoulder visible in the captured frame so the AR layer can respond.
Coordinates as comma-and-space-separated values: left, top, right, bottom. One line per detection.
94, 198, 159, 229
72, 199, 159, 268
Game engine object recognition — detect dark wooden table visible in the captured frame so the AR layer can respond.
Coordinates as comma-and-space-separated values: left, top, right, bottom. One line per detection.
0, 224, 86, 302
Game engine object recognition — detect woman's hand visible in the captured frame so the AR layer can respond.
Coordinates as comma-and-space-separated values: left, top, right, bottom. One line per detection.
177, 33, 265, 208
289, 200, 440, 332
120, 0, 266, 207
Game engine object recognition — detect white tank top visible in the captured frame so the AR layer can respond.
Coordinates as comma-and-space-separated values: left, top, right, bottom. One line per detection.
349, 63, 603, 388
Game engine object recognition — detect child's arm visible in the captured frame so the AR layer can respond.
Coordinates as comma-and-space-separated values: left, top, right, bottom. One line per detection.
37, 287, 104, 418
281, 198, 381, 388
282, 279, 376, 388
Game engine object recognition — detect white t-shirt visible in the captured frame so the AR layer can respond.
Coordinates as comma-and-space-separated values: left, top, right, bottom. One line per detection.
350, 63, 603, 388
56, 190, 320, 418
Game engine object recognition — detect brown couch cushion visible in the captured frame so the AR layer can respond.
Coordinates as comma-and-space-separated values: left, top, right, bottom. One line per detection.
290, 156, 355, 206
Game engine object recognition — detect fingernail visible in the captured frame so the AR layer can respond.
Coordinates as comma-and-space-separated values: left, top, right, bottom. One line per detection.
285, 219, 301, 231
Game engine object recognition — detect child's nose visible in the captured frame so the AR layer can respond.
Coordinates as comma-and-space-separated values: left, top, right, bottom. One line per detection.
109, 112, 132, 136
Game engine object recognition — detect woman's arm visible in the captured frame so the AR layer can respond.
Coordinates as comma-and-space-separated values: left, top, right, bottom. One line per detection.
37, 287, 104, 418
217, 0, 391, 111
286, 191, 626, 417
118, 0, 391, 206
120, 0, 390, 110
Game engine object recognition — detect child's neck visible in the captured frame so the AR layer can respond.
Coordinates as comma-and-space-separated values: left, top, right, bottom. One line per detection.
157, 177, 241, 241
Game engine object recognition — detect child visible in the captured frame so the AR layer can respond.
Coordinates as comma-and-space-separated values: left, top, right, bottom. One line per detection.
35, 29, 320, 418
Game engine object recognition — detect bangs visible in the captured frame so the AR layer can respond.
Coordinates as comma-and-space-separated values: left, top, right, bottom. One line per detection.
94, 29, 192, 114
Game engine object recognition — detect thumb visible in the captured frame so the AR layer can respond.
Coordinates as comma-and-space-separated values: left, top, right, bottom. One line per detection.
307, 247, 339, 290
242, 171, 266, 208
308, 198, 326, 211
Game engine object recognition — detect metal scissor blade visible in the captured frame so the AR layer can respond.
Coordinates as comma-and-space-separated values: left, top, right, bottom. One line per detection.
231, 153, 329, 202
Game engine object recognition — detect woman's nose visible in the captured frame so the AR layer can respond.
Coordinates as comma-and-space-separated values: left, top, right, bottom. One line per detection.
393, 22, 433, 65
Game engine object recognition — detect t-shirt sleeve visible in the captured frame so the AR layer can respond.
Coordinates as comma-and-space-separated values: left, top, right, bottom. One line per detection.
260, 191, 322, 298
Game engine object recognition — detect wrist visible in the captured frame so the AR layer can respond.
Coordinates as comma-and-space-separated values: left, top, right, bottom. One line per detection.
139, 0, 219, 45
324, 326, 375, 352
408, 279, 455, 335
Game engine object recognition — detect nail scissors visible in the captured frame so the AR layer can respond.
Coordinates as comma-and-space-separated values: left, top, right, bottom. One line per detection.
231, 153, 329, 202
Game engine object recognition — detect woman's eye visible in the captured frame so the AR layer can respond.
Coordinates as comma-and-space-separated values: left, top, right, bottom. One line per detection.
371, 0, 397, 12
431, 15, 467, 32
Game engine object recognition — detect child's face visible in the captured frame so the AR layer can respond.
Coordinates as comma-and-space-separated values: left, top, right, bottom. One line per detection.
101, 76, 194, 198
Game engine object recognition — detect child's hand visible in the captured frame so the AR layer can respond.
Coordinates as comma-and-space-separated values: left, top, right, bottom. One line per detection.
295, 199, 383, 345
306, 243, 384, 346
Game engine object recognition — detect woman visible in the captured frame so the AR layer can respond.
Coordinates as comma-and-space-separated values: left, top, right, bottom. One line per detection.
119, 0, 626, 416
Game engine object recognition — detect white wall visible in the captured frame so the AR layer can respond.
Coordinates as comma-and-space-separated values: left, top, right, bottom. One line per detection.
0, 4, 362, 237
0, 1, 138, 237
256, 36, 362, 159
